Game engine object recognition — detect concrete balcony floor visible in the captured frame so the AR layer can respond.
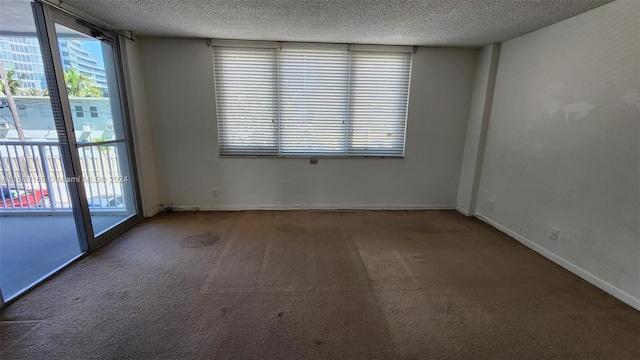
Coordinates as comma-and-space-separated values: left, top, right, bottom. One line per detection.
0, 214, 126, 300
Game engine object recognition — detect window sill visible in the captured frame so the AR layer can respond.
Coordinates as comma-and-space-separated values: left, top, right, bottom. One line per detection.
219, 155, 405, 159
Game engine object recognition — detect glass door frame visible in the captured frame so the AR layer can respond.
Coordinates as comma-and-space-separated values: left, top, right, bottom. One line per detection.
38, 2, 144, 250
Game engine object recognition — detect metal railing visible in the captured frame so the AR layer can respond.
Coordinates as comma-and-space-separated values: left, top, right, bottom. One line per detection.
0, 141, 124, 212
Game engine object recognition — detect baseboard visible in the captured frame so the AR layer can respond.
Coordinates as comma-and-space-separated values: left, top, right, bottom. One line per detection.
475, 212, 640, 311
455, 206, 472, 216
143, 208, 161, 218
166, 204, 456, 211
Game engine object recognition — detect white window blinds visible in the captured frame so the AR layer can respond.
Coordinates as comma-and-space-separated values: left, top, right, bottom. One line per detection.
213, 42, 278, 155
212, 40, 412, 157
348, 48, 412, 157
279, 43, 349, 155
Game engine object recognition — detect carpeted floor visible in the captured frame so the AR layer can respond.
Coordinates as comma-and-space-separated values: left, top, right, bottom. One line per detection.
1, 210, 638, 359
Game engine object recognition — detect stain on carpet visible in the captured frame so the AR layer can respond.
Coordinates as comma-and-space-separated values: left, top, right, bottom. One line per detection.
180, 233, 220, 248
412, 255, 426, 261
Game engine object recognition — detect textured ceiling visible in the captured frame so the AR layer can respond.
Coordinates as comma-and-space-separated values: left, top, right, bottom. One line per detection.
59, 0, 614, 47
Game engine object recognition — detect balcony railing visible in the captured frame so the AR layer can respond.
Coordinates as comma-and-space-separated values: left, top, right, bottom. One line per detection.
0, 141, 125, 212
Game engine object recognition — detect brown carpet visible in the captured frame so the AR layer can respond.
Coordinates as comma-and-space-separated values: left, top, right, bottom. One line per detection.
1, 210, 638, 359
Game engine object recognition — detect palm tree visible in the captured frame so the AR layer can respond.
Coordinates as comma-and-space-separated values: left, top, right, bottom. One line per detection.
0, 67, 25, 96
63, 68, 103, 98
0, 61, 27, 143
20, 87, 49, 96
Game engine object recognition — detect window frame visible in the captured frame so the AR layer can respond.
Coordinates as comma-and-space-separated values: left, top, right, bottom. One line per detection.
212, 40, 413, 159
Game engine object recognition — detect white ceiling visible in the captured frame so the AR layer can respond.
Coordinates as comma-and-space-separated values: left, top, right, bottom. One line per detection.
59, 0, 613, 47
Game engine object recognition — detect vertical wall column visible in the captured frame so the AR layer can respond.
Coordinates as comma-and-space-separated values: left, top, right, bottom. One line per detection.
120, 37, 161, 217
456, 43, 500, 216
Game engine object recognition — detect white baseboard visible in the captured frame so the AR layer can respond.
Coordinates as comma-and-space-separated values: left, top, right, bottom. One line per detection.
143, 208, 161, 218
475, 212, 640, 311
165, 204, 456, 211
455, 206, 471, 216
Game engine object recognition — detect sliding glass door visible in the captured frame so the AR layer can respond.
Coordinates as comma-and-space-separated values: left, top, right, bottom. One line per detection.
0, 0, 86, 303
48, 13, 139, 241
0, 1, 142, 306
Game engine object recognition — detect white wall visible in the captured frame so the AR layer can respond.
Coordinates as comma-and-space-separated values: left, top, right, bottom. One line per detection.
457, 43, 500, 215
121, 36, 160, 217
475, 0, 639, 308
139, 39, 477, 209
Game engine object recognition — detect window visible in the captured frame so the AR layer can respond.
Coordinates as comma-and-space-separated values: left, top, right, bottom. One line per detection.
90, 106, 98, 117
348, 48, 411, 156
213, 42, 278, 155
279, 43, 349, 155
75, 105, 84, 117
212, 40, 412, 157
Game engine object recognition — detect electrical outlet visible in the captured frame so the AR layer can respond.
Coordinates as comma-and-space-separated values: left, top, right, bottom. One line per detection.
211, 188, 218, 197
550, 228, 560, 241
489, 200, 495, 209
310, 158, 318, 164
